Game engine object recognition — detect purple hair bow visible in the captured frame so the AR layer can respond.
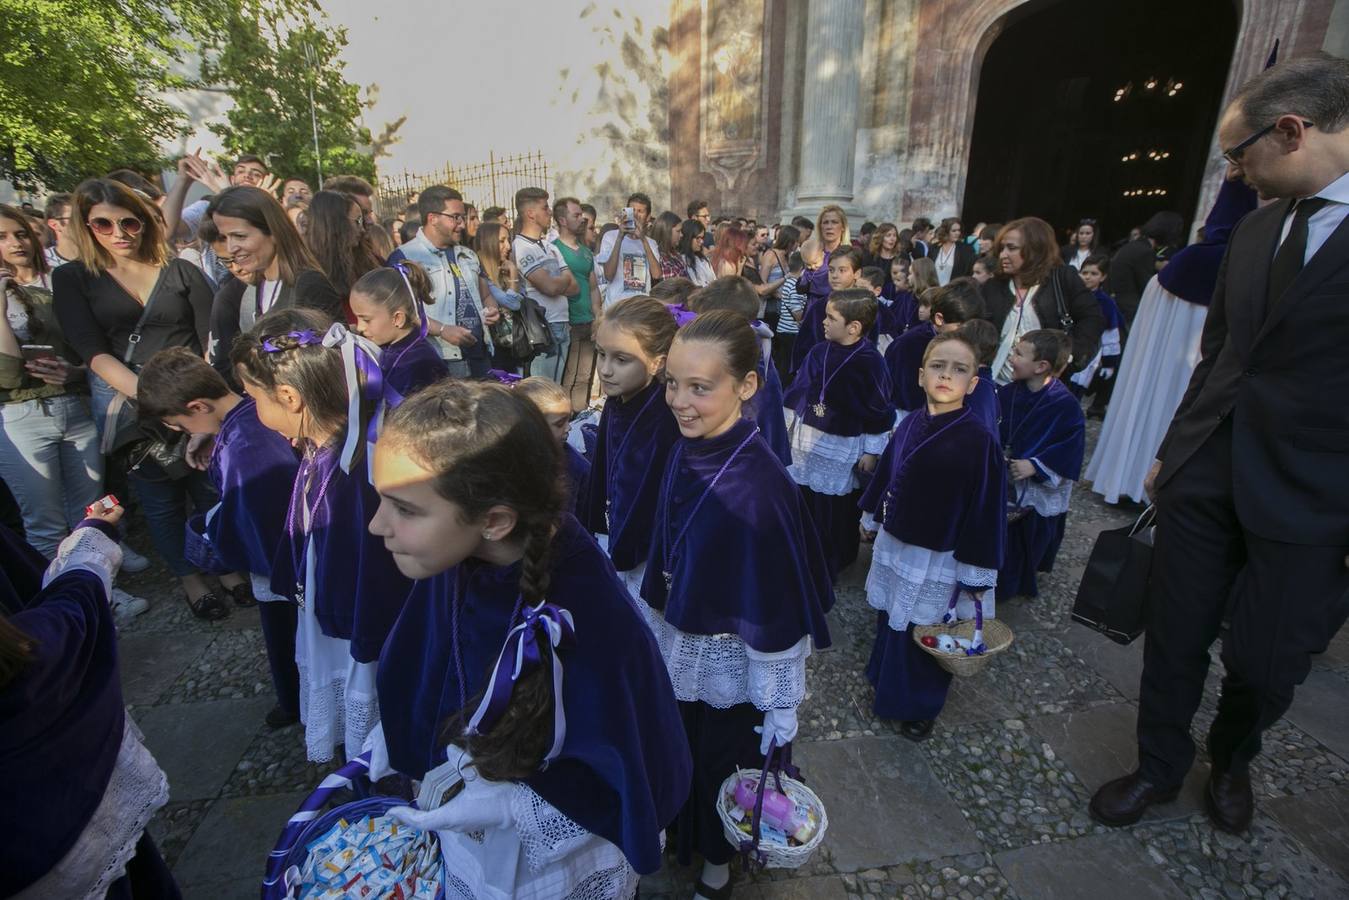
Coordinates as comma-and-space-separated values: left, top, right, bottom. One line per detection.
466, 600, 576, 767
487, 369, 523, 386
320, 323, 402, 472
260, 329, 323, 353
667, 303, 697, 328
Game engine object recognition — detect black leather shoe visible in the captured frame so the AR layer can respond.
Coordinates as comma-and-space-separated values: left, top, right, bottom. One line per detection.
899, 719, 935, 742
1205, 769, 1253, 834
1089, 772, 1180, 826
264, 705, 300, 729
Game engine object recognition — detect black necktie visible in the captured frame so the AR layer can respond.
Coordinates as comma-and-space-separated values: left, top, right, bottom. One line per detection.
1266, 197, 1330, 316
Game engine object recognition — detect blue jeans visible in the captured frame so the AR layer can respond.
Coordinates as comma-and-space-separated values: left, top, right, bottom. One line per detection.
0, 394, 103, 557
129, 467, 218, 577
528, 322, 571, 383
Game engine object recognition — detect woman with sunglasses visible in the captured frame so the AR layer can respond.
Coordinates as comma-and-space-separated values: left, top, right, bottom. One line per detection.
1060, 219, 1100, 271
52, 178, 240, 621
204, 185, 343, 380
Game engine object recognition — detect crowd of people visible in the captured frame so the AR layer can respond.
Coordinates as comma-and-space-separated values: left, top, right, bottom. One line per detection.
2, 51, 1347, 900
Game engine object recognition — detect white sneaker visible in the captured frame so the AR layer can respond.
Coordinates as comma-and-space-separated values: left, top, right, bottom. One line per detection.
119, 542, 151, 573
110, 588, 150, 622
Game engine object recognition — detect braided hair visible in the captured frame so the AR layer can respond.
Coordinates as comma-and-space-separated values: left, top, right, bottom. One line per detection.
382, 379, 565, 779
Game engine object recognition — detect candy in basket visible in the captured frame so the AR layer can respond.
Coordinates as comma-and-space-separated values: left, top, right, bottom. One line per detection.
716, 739, 827, 871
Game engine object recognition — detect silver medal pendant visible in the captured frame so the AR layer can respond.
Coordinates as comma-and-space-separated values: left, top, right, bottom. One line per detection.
295, 581, 305, 609
812, 402, 827, 418
663, 570, 673, 590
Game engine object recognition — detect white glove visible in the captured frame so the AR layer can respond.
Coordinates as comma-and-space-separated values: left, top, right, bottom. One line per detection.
43, 524, 122, 599
389, 760, 516, 834
755, 707, 799, 755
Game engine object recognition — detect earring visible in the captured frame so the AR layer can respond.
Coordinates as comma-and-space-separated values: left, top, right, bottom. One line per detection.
482, 531, 493, 541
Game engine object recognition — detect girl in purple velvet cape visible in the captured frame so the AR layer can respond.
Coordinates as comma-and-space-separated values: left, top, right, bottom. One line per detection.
366, 380, 690, 896
997, 331, 1086, 600
233, 308, 414, 763
579, 296, 680, 600
515, 376, 593, 514
350, 262, 449, 403
783, 289, 893, 580
641, 311, 833, 895
1, 509, 179, 898
860, 332, 1006, 741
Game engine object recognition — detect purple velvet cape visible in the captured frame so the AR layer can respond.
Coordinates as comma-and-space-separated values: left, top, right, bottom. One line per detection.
997, 379, 1086, 482
878, 288, 920, 335
968, 365, 1000, 439
1155, 176, 1257, 307
0, 526, 124, 895
859, 407, 1006, 571
783, 339, 893, 437
882, 321, 935, 413
269, 444, 415, 662
788, 296, 828, 371
564, 442, 591, 515
206, 397, 300, 577
749, 348, 792, 466
375, 515, 692, 875
1093, 289, 1124, 335
578, 378, 681, 571
639, 418, 834, 652
380, 330, 449, 402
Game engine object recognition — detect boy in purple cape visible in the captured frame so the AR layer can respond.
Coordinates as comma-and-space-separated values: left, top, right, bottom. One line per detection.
998, 329, 1086, 600
959, 318, 1002, 438
1068, 253, 1125, 418
515, 377, 591, 514
883, 278, 985, 424
137, 348, 302, 729
861, 331, 1006, 741
784, 288, 893, 580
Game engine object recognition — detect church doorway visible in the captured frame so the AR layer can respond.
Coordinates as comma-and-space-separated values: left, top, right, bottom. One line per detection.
961, 0, 1239, 250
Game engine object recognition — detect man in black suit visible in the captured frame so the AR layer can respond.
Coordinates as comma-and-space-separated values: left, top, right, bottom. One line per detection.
1090, 54, 1349, 834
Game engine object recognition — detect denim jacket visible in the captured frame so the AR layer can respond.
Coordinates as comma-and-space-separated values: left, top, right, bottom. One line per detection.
390, 229, 493, 360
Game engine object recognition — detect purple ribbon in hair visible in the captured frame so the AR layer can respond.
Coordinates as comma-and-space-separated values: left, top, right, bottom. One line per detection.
261, 330, 323, 353
487, 368, 522, 386
667, 303, 697, 327
466, 600, 576, 766
320, 323, 403, 472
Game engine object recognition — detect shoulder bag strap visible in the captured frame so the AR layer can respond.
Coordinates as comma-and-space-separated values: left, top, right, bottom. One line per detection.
121, 265, 171, 369
1051, 268, 1074, 330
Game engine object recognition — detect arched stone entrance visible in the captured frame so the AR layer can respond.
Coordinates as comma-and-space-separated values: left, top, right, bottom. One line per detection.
899, 0, 1338, 229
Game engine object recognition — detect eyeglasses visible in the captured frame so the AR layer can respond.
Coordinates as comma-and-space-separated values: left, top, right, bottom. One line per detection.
352, 216, 365, 227
430, 210, 466, 223
86, 216, 144, 236
1223, 119, 1313, 165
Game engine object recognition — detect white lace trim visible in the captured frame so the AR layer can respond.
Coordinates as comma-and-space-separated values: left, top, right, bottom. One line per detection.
638, 600, 809, 710
864, 531, 997, 631
784, 418, 883, 495
14, 718, 169, 900
295, 651, 380, 764
1012, 470, 1074, 517
43, 525, 122, 599
250, 571, 287, 603
437, 789, 636, 900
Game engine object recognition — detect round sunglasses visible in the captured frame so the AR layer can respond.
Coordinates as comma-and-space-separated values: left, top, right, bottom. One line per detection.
87, 216, 144, 236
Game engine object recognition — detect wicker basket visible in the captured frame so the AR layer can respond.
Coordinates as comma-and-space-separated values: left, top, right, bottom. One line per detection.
912, 618, 1014, 676
716, 742, 828, 870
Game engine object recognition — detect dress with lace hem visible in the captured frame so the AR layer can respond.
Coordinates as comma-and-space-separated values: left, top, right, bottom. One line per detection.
864, 531, 998, 632
784, 417, 890, 495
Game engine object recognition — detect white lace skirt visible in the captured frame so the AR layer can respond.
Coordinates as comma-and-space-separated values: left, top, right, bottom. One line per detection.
594, 532, 647, 612
865, 532, 997, 632
15, 718, 169, 900
438, 787, 638, 900
785, 418, 867, 495
295, 594, 379, 763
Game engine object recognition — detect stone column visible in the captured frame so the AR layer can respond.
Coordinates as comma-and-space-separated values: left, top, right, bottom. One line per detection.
781, 0, 866, 220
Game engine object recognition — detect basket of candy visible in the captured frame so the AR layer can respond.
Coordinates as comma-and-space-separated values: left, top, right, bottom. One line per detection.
262, 752, 443, 899
716, 739, 827, 870
912, 586, 1012, 677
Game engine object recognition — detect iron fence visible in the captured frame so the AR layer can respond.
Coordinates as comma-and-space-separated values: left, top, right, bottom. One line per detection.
375, 150, 551, 222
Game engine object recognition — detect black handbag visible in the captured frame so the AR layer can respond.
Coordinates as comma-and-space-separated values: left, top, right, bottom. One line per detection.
1071, 506, 1156, 644
127, 426, 191, 482
518, 295, 555, 354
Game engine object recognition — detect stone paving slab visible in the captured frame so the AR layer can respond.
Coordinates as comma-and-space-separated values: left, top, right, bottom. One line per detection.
1283, 666, 1349, 763
172, 790, 307, 897
1265, 784, 1349, 882
995, 831, 1187, 899
1054, 622, 1144, 701
794, 735, 981, 871
135, 696, 273, 801
117, 630, 214, 707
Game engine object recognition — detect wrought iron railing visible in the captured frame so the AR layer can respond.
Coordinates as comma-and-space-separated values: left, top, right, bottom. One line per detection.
375, 150, 551, 221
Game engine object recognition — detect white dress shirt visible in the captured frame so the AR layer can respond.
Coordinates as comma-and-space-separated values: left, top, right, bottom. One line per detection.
1277, 169, 1349, 262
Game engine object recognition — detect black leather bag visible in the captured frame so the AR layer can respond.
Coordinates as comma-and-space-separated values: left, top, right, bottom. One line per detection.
518, 295, 555, 354
127, 427, 191, 482
1071, 506, 1155, 644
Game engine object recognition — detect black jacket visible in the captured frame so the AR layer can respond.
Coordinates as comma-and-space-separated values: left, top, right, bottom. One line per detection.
208, 268, 343, 378
979, 265, 1104, 376
1108, 238, 1157, 323
1156, 199, 1349, 545
933, 241, 976, 280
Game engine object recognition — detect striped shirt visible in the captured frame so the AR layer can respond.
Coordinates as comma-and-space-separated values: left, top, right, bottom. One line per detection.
775, 275, 806, 335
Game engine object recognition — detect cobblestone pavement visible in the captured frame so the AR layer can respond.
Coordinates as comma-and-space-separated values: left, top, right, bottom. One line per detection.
115, 421, 1349, 898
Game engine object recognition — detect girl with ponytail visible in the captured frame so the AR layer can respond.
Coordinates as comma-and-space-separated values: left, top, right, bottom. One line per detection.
367, 379, 691, 897
230, 307, 413, 762
349, 261, 448, 400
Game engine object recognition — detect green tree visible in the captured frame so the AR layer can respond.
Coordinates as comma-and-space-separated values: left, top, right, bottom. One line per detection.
202, 6, 385, 184
0, 0, 199, 189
